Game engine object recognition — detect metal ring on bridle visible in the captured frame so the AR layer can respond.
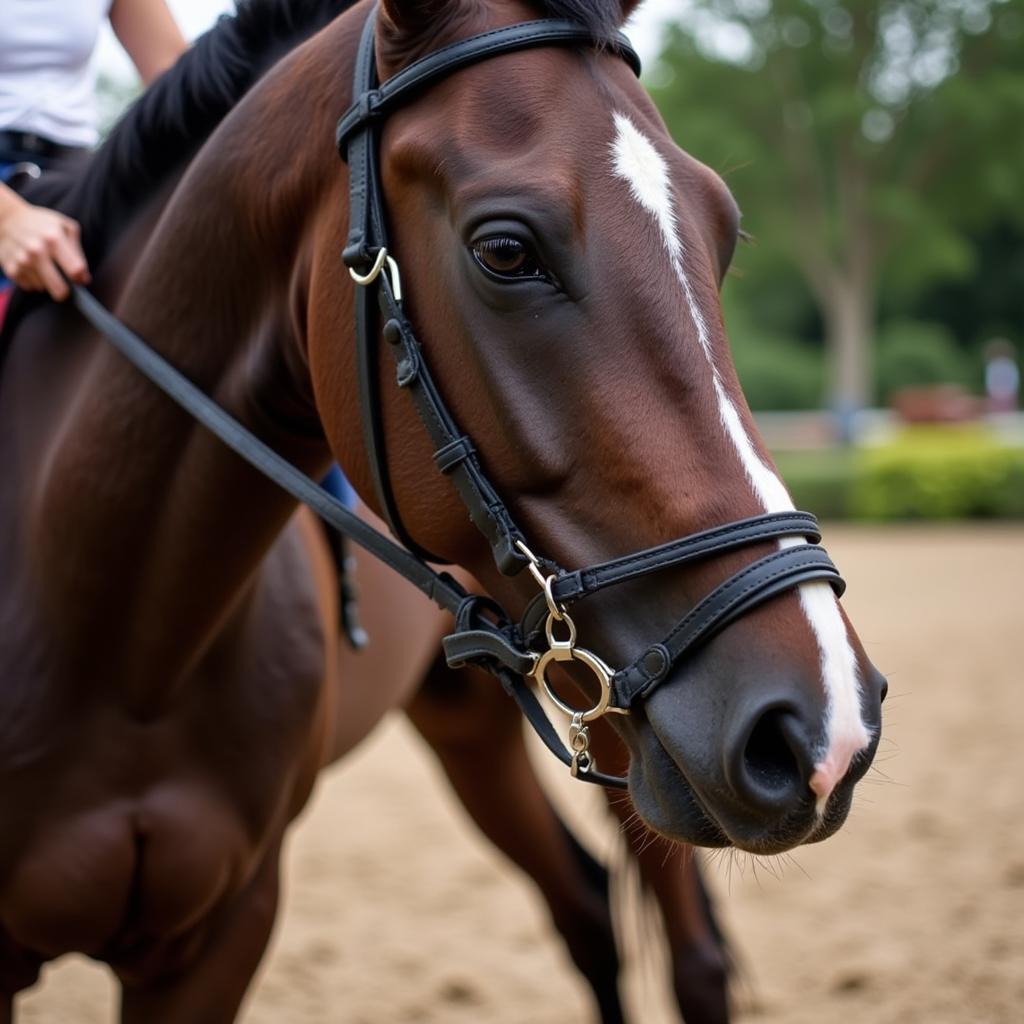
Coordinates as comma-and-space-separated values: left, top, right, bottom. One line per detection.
542, 573, 565, 621
532, 617, 617, 723
348, 249, 403, 302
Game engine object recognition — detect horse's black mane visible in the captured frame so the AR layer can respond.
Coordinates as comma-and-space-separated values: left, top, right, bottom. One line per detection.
536, 0, 624, 43
24, 0, 357, 267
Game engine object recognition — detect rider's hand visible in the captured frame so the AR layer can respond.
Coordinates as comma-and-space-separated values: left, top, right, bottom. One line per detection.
0, 192, 90, 301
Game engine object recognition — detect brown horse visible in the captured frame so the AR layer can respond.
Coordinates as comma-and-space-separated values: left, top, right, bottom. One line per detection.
0, 0, 886, 1019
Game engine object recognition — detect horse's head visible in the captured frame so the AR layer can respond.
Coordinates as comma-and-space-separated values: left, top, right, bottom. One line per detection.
320, 0, 886, 854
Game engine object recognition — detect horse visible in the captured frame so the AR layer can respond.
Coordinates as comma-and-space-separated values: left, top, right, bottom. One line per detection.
0, 0, 886, 1019
1, 7, 728, 1018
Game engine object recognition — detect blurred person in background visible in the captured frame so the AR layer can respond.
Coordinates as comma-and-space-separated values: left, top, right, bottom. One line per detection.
984, 339, 1020, 414
0, 0, 187, 308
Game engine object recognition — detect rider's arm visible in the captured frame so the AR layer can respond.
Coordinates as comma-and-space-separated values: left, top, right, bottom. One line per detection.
0, 181, 88, 300
109, 0, 189, 85
0, 1, 187, 300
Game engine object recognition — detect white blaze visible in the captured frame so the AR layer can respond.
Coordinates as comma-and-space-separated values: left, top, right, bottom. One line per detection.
610, 112, 870, 809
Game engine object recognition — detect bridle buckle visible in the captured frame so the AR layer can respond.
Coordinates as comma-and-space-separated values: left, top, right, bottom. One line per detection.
348, 247, 403, 302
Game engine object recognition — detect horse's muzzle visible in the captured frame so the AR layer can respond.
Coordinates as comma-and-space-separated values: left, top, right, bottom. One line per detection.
624, 660, 887, 854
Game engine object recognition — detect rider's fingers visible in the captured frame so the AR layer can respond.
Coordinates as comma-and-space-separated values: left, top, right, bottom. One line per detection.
36, 256, 69, 301
6, 250, 38, 290
52, 217, 89, 284
12, 263, 41, 292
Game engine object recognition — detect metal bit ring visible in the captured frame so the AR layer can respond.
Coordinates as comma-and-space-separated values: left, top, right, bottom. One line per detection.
532, 614, 617, 723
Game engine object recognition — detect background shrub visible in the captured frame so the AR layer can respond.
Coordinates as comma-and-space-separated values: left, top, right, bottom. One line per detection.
854, 428, 1024, 519
774, 427, 1024, 520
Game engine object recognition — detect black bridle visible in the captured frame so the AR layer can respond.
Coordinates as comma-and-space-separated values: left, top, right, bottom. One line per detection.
67, 7, 843, 790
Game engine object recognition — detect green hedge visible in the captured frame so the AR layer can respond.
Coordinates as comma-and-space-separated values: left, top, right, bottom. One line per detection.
774, 428, 1024, 520
772, 450, 856, 519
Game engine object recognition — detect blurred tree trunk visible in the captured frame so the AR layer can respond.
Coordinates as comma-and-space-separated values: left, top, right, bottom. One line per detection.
781, 89, 877, 437
822, 272, 875, 439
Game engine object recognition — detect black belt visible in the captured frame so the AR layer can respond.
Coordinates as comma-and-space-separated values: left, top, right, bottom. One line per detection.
0, 130, 86, 163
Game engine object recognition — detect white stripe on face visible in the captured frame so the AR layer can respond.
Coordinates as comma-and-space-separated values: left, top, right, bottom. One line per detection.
610, 112, 870, 810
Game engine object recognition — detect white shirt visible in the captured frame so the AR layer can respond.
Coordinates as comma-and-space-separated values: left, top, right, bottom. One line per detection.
0, 0, 112, 148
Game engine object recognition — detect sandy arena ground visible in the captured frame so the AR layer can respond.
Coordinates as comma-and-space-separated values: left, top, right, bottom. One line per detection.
16, 527, 1024, 1023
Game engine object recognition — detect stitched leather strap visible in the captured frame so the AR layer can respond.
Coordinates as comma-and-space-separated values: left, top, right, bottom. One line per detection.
378, 281, 530, 573
342, 10, 387, 272
67, 284, 468, 612
443, 627, 537, 677
550, 511, 823, 605
336, 19, 641, 154
613, 544, 844, 706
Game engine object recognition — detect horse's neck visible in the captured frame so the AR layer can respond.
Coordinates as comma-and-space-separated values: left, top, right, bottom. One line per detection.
13, 104, 345, 708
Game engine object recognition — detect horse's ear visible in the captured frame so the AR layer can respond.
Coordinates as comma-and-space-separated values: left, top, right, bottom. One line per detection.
376, 0, 460, 74
620, 0, 644, 21
377, 0, 447, 38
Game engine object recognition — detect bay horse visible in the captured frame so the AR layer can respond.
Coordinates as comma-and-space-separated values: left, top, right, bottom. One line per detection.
0, 0, 886, 1019
1, 5, 725, 1019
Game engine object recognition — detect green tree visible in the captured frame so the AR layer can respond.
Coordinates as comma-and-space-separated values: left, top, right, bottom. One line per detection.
648, 0, 1024, 431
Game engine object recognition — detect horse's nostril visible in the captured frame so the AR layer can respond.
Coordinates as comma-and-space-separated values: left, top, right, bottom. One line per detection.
879, 676, 889, 704
742, 708, 806, 795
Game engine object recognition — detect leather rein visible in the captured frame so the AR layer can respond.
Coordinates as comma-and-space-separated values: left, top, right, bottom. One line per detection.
66, 8, 844, 789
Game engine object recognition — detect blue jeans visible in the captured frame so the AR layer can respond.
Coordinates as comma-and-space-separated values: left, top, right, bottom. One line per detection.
321, 463, 357, 508
0, 162, 16, 290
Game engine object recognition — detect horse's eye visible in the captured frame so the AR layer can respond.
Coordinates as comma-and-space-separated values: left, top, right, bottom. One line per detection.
471, 236, 546, 281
